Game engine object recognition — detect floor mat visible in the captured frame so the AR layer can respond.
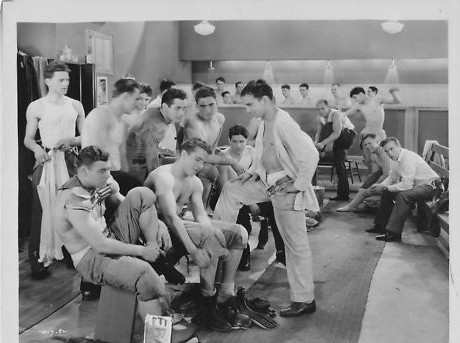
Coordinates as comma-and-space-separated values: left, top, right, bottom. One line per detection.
19, 245, 81, 334
198, 203, 385, 343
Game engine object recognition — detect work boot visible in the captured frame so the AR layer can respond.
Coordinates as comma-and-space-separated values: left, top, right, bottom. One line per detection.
237, 244, 251, 271
29, 250, 50, 280
194, 295, 232, 332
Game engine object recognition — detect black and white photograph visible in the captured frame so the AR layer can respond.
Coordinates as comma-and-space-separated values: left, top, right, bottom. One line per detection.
2, 0, 459, 342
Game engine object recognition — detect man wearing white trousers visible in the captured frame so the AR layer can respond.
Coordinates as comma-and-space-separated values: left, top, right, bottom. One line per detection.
213, 79, 320, 317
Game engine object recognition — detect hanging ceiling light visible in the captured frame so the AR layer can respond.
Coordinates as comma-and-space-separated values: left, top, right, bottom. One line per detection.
381, 20, 404, 34
326, 59, 333, 70
194, 20, 215, 36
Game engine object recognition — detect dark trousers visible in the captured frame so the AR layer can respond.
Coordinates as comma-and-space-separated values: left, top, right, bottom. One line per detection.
332, 129, 356, 198
374, 185, 434, 234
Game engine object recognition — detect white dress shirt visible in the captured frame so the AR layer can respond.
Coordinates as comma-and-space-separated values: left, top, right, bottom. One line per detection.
381, 148, 438, 192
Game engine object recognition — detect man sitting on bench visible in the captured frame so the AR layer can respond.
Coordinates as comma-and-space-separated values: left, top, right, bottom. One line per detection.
366, 137, 439, 242
54, 146, 171, 313
144, 137, 251, 332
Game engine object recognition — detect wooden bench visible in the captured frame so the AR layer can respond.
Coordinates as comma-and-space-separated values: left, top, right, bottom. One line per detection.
95, 286, 138, 343
416, 142, 449, 258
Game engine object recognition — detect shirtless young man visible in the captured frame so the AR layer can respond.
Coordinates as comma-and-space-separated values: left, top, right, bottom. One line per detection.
345, 86, 401, 171
330, 82, 351, 111
337, 133, 391, 212
54, 146, 169, 315
214, 80, 319, 317
82, 78, 142, 195
144, 138, 250, 332
183, 87, 245, 208
127, 88, 187, 179
24, 61, 85, 278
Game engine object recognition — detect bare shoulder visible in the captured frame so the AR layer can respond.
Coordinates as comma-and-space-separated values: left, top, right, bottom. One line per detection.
145, 165, 174, 191
216, 112, 225, 124
68, 97, 84, 111
86, 106, 111, 125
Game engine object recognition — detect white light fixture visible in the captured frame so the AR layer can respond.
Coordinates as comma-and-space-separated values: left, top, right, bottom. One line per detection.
208, 60, 215, 71
194, 20, 215, 36
326, 59, 333, 70
390, 58, 397, 69
381, 20, 404, 34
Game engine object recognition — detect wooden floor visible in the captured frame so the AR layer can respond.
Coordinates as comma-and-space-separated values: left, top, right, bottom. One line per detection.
18, 173, 449, 343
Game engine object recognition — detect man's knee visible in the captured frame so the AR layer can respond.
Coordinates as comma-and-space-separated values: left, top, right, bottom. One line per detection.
136, 266, 166, 301
125, 187, 156, 210
222, 224, 248, 250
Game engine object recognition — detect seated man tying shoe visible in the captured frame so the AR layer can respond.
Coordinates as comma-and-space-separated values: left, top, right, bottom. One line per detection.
54, 146, 172, 316
337, 133, 390, 212
366, 137, 439, 242
144, 137, 251, 332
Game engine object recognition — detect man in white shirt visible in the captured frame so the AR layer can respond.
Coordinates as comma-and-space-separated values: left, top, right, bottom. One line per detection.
366, 137, 438, 242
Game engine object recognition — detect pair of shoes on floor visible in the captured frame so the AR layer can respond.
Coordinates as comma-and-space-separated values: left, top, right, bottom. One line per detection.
279, 300, 316, 317
329, 196, 350, 201
365, 225, 386, 234
376, 231, 401, 242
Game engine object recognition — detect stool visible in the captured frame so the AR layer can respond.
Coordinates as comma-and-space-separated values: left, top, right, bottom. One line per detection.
95, 286, 138, 343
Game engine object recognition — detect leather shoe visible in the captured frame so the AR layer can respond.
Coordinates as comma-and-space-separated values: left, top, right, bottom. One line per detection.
279, 301, 316, 317
329, 196, 350, 201
366, 225, 386, 234
376, 231, 401, 242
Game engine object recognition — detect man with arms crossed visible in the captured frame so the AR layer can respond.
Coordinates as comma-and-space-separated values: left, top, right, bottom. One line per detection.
82, 78, 142, 195
144, 138, 250, 332
54, 146, 169, 315
366, 137, 438, 242
214, 80, 320, 317
183, 87, 245, 208
24, 61, 85, 278
337, 133, 390, 212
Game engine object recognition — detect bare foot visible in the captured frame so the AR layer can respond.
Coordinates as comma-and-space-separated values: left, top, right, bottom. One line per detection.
336, 207, 352, 212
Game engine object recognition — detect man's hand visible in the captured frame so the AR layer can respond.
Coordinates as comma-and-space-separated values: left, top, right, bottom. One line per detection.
34, 146, 51, 164
231, 172, 254, 184
141, 245, 162, 262
277, 182, 300, 193
156, 222, 172, 251
315, 142, 325, 151
370, 183, 387, 192
231, 160, 246, 176
55, 137, 76, 151
248, 204, 261, 218
191, 248, 212, 268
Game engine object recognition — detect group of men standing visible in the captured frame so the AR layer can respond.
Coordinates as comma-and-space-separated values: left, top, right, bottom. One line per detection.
24, 61, 440, 333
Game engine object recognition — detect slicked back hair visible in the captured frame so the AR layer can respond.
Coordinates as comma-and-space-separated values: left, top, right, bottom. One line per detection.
349, 87, 366, 98
228, 125, 249, 139
380, 137, 400, 148
161, 88, 187, 107
180, 137, 212, 155
241, 79, 274, 101
76, 146, 110, 168
44, 61, 71, 79
195, 86, 216, 103
112, 78, 140, 98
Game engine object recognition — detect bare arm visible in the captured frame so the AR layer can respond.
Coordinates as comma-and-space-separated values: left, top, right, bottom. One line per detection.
344, 104, 360, 117
189, 181, 211, 225
24, 101, 50, 164
379, 87, 401, 105
376, 154, 391, 183
73, 100, 85, 145
66, 209, 159, 261
319, 111, 342, 146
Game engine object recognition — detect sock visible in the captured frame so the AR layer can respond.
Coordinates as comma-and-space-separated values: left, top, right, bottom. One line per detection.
217, 282, 235, 303
201, 287, 216, 298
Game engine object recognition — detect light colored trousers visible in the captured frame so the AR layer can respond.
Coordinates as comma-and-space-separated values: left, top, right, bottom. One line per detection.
214, 179, 315, 303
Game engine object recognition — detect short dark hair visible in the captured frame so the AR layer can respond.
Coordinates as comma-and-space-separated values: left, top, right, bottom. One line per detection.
139, 83, 153, 97
350, 87, 366, 97
44, 61, 71, 79
76, 146, 110, 168
221, 91, 231, 97
241, 79, 274, 101
368, 86, 378, 94
195, 87, 216, 103
215, 77, 225, 83
180, 137, 212, 154
161, 88, 187, 106
112, 78, 140, 98
331, 82, 341, 87
235, 81, 243, 88
299, 83, 309, 89
281, 84, 291, 90
193, 82, 207, 92
380, 137, 400, 148
228, 125, 248, 139
315, 99, 329, 107
159, 79, 175, 93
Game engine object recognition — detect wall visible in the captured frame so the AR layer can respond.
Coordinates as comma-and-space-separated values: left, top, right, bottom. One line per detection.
17, 22, 192, 98
179, 20, 448, 61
